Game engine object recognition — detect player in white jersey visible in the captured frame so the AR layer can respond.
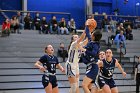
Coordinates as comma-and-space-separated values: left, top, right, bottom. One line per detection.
65, 33, 88, 93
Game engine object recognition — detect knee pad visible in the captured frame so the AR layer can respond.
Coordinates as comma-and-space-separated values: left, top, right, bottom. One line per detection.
70, 83, 77, 93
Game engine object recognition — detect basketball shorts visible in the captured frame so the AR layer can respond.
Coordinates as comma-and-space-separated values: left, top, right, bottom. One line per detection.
98, 76, 116, 89
65, 62, 79, 77
86, 63, 99, 82
42, 75, 58, 88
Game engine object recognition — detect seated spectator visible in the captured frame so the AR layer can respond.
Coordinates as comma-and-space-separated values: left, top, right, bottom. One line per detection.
116, 23, 126, 36
114, 31, 126, 49
34, 12, 41, 34
123, 20, 133, 29
24, 12, 33, 30
10, 16, 20, 33
126, 25, 133, 40
16, 11, 24, 30
120, 23, 125, 32
41, 17, 49, 34
1, 18, 10, 37
116, 26, 121, 35
49, 16, 59, 34
59, 18, 69, 35
57, 43, 68, 62
68, 18, 76, 34
101, 15, 110, 32
109, 17, 117, 32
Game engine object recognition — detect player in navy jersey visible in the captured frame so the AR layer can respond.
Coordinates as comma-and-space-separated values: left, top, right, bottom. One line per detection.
34, 45, 65, 93
79, 19, 102, 93
96, 49, 126, 93
91, 51, 106, 93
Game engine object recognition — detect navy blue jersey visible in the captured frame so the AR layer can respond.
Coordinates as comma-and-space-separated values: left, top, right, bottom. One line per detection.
100, 58, 116, 78
82, 41, 100, 64
82, 26, 100, 64
39, 54, 59, 74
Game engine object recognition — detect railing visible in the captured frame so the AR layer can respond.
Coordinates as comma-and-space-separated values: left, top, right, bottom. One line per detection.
87, 14, 140, 29
0, 10, 71, 16
0, 8, 9, 19
0, 10, 71, 23
133, 55, 139, 73
119, 43, 126, 63
107, 35, 115, 48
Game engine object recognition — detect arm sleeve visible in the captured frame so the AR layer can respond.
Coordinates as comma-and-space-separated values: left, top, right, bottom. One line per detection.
85, 26, 91, 41
85, 43, 99, 56
39, 55, 47, 64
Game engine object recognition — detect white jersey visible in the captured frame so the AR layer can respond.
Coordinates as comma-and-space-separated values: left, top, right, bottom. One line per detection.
67, 40, 82, 66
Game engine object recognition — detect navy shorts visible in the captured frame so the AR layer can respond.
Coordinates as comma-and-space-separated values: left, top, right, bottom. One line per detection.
98, 76, 116, 89
86, 63, 99, 82
42, 75, 58, 88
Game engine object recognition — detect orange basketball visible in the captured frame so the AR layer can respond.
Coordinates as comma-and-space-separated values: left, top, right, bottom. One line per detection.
88, 19, 97, 32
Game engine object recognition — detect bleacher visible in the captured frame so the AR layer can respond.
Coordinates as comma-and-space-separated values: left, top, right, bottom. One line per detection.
0, 29, 139, 93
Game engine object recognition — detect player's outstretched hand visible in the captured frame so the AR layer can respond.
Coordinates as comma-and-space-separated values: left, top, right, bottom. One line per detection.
62, 68, 65, 73
122, 71, 127, 78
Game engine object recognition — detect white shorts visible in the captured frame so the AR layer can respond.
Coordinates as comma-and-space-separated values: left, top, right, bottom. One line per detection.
65, 62, 79, 77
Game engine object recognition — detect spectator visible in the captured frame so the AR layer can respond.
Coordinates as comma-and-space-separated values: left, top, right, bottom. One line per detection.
24, 12, 33, 30
16, 11, 24, 30
1, 18, 10, 36
116, 23, 126, 36
109, 17, 117, 32
57, 43, 68, 62
10, 16, 20, 33
41, 17, 49, 34
126, 25, 133, 40
114, 31, 126, 49
59, 18, 69, 35
34, 12, 41, 33
101, 15, 110, 32
68, 18, 76, 34
116, 26, 121, 35
49, 16, 59, 34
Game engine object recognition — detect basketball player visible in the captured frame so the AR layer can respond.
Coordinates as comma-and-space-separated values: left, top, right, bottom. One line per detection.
96, 49, 126, 93
34, 45, 65, 93
79, 19, 102, 93
65, 33, 88, 93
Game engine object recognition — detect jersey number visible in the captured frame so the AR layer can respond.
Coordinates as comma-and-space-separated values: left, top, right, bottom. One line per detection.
108, 69, 113, 76
51, 64, 55, 72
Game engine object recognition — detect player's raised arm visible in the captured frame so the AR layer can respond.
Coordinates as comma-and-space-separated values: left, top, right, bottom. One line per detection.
77, 19, 89, 44
77, 31, 86, 44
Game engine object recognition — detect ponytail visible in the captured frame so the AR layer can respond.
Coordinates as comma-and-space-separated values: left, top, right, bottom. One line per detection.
68, 36, 74, 51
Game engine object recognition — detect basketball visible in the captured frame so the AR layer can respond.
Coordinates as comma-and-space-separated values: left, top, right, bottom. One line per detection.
88, 19, 97, 32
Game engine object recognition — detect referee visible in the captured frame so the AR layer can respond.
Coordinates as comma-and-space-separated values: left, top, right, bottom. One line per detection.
134, 57, 140, 93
